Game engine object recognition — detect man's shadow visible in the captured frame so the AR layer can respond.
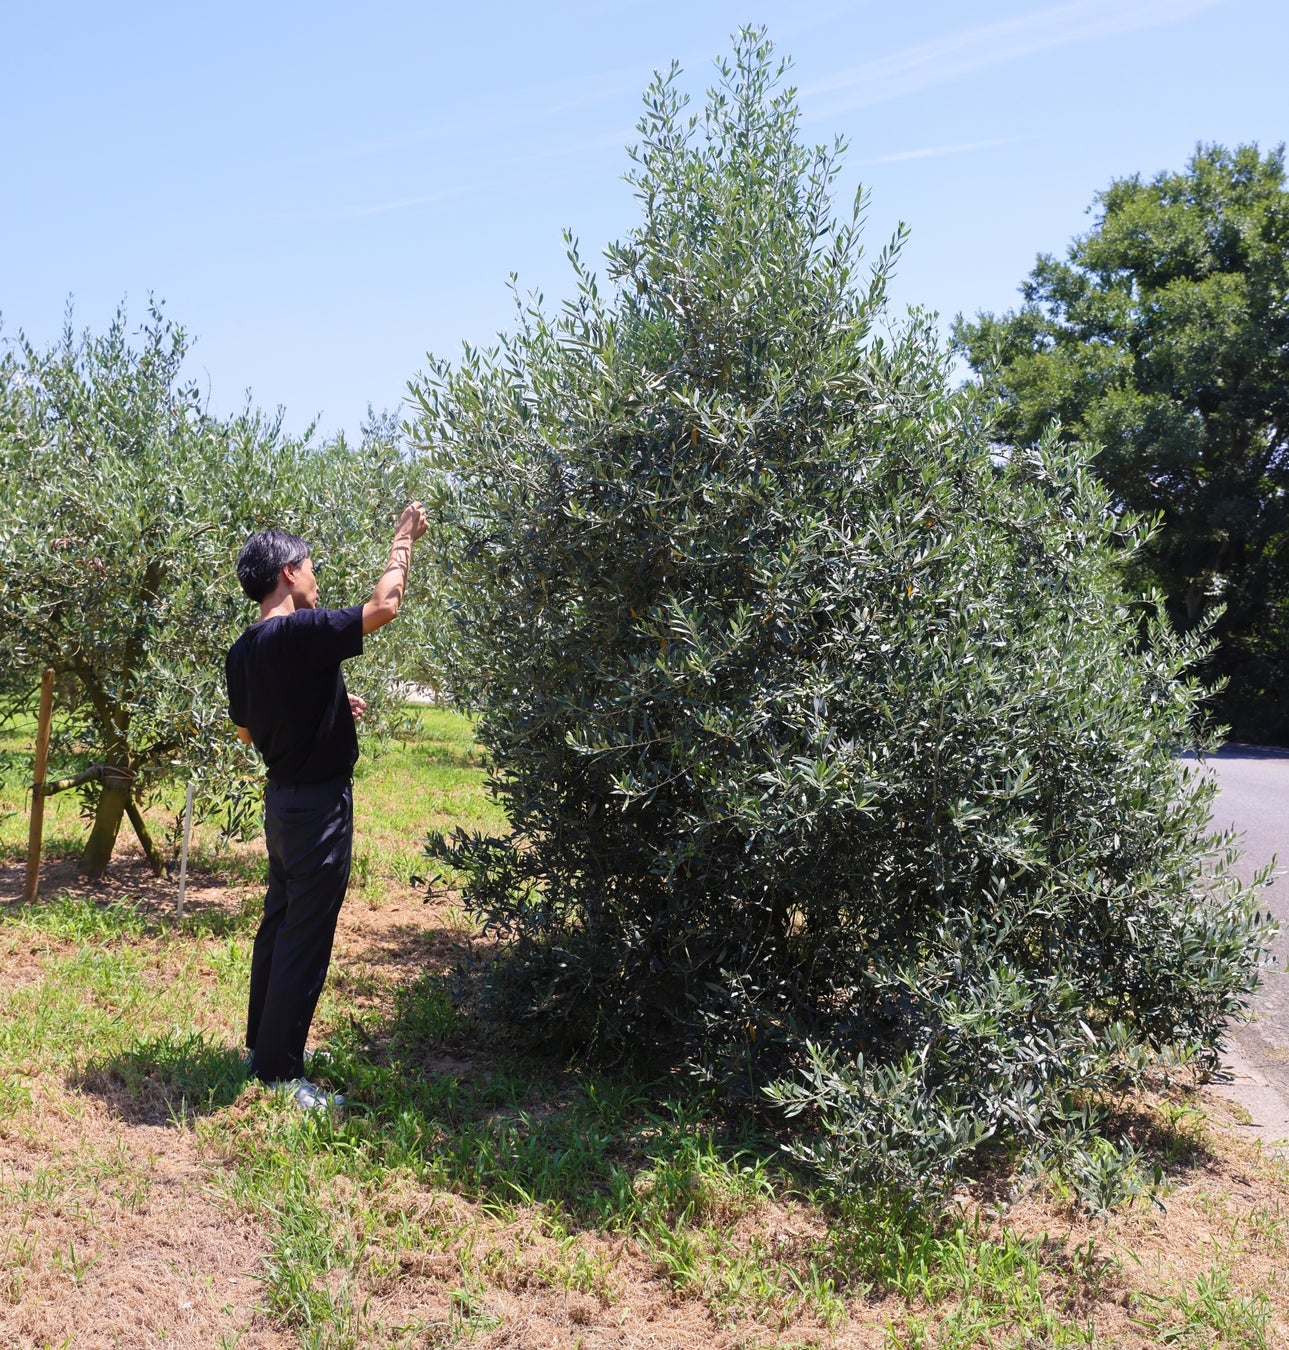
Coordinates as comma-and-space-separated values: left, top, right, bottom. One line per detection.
76, 1031, 249, 1125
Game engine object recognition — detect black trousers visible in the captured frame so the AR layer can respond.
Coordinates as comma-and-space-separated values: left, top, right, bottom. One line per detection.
247, 777, 353, 1083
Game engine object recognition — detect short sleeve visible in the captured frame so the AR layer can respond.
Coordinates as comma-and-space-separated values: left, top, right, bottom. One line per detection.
287, 605, 365, 671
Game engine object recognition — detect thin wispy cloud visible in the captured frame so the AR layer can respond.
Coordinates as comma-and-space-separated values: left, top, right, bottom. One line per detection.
774, 0, 871, 44
515, 127, 635, 166
279, 0, 1229, 229
802, 0, 1232, 116
282, 129, 633, 225
277, 182, 480, 225
855, 136, 1021, 166
290, 64, 647, 170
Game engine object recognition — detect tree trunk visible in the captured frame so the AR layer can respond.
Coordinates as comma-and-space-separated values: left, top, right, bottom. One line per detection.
125, 796, 165, 876
80, 777, 130, 878
75, 562, 163, 879
75, 667, 135, 880
1185, 579, 1205, 626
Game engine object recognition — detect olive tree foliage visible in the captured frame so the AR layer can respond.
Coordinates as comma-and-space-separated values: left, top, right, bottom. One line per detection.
0, 305, 426, 876
411, 34, 1269, 1200
955, 144, 1289, 744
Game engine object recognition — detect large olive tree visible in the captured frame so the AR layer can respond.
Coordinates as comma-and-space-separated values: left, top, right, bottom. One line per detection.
0, 306, 426, 876
412, 34, 1269, 1198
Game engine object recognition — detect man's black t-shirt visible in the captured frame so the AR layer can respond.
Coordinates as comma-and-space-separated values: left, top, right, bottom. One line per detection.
226, 605, 364, 786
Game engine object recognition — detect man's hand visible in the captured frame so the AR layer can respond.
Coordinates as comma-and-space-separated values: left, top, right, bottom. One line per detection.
396, 502, 429, 541
348, 694, 368, 720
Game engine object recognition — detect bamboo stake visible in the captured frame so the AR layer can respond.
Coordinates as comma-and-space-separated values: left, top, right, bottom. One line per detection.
177, 781, 195, 920
23, 668, 56, 904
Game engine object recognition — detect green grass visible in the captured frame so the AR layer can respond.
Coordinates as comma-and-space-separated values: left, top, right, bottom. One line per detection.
1130, 1264, 1275, 1348
0, 701, 505, 881
349, 706, 507, 901
2, 704, 1287, 1348
0, 710, 101, 864
0, 922, 250, 1086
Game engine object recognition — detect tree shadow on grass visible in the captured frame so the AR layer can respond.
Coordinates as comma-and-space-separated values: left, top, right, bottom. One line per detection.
342, 917, 477, 983
76, 1030, 249, 1126
328, 962, 803, 1232
0, 855, 260, 938
351, 966, 1237, 1240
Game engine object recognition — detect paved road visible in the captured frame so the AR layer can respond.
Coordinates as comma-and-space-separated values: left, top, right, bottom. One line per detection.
1203, 746, 1289, 1104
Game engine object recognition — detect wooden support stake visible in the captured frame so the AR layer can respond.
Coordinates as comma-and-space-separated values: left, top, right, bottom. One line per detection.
125, 796, 164, 877
23, 668, 56, 904
177, 782, 195, 921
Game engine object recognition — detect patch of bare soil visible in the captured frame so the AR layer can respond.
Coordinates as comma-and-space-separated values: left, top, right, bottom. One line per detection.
0, 851, 284, 1348
0, 851, 252, 933
0, 1090, 290, 1350
334, 886, 473, 984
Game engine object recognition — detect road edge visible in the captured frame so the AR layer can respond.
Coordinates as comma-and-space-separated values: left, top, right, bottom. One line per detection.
1208, 1033, 1289, 1158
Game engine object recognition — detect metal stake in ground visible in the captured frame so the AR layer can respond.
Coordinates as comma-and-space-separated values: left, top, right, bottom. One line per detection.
23, 668, 56, 905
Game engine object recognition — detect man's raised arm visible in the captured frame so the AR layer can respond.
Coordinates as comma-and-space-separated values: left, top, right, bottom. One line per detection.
362, 502, 429, 635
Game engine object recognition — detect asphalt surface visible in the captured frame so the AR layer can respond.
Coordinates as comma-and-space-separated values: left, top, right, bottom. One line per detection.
1201, 746, 1289, 1125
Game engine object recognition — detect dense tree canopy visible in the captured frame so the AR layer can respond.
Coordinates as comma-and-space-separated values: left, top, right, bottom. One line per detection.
413, 36, 1268, 1200
0, 306, 427, 875
955, 143, 1289, 743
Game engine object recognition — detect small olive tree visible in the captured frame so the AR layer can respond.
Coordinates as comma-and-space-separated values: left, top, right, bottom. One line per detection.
411, 34, 1269, 1198
0, 306, 427, 876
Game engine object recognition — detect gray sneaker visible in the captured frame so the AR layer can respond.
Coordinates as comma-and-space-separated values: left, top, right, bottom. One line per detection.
274, 1078, 346, 1111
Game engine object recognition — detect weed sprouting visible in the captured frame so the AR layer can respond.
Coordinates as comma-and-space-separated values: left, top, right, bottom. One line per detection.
49, 1238, 99, 1287
4, 891, 149, 941
1132, 1263, 1275, 1348
91, 1029, 250, 1118
387, 972, 461, 1053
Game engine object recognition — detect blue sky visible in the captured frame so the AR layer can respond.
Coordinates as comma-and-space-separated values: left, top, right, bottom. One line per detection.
2, 0, 1284, 440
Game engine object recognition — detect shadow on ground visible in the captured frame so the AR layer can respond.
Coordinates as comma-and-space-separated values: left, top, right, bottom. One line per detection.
76, 1032, 250, 1126
1183, 743, 1289, 762
0, 854, 259, 937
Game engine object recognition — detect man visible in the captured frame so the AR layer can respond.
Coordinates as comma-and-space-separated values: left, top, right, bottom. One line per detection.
226, 502, 428, 1108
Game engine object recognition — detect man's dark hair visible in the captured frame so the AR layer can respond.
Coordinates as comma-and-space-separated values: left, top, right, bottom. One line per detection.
237, 529, 310, 602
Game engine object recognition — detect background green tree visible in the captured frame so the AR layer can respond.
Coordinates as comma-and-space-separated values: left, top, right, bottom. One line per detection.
412, 35, 1269, 1200
955, 143, 1289, 744
0, 306, 428, 876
